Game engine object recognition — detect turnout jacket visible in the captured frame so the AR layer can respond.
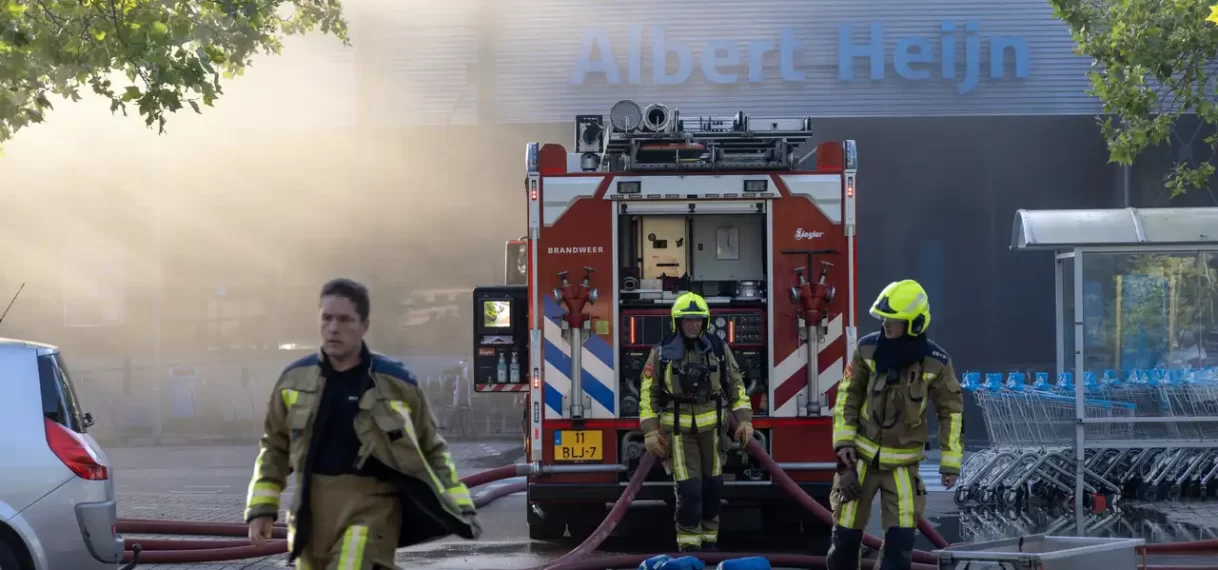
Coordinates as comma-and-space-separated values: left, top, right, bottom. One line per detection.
243, 345, 481, 557
832, 332, 965, 475
638, 333, 753, 435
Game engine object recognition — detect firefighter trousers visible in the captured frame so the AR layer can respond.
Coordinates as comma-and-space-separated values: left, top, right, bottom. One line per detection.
826, 461, 926, 570
829, 459, 927, 530
662, 427, 725, 550
295, 474, 403, 570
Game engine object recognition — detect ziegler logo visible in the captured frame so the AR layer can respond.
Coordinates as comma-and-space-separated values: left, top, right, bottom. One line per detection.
547, 246, 606, 254
794, 228, 824, 240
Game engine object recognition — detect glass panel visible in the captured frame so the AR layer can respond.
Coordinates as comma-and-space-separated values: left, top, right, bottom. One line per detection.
39, 353, 85, 433
715, 226, 740, 260
1060, 255, 1074, 376
505, 241, 527, 285
1073, 250, 1218, 445
1080, 251, 1218, 377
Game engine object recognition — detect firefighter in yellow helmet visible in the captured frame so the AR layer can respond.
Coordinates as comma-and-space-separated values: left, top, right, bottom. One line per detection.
638, 292, 754, 553
826, 280, 964, 570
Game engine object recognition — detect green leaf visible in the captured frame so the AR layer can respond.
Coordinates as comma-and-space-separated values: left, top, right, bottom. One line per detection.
1049, 0, 1218, 196
0, 0, 350, 147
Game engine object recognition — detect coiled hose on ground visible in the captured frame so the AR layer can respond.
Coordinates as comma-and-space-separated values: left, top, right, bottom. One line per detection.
115, 438, 1218, 569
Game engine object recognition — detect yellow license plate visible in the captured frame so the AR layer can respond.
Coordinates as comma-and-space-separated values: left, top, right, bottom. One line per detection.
553, 430, 603, 462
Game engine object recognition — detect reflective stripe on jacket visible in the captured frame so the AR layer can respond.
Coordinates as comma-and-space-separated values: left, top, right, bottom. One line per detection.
832, 332, 965, 474
243, 346, 481, 555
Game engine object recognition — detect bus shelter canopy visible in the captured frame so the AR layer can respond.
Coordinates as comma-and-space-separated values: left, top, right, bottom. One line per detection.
1006, 206, 1218, 535
1011, 207, 1218, 250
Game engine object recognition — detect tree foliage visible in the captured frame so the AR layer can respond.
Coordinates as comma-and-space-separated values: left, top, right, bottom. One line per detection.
1049, 0, 1218, 197
0, 0, 348, 146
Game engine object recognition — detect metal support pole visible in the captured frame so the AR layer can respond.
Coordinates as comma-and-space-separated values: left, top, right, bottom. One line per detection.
1055, 256, 1065, 378
1122, 164, 1132, 207
152, 156, 163, 441
533, 463, 626, 475
776, 462, 837, 471
569, 327, 585, 419
804, 323, 821, 416
1073, 249, 1086, 535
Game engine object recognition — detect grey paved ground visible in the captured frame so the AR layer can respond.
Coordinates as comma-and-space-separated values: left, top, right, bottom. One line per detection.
113, 445, 1218, 569
113, 442, 525, 570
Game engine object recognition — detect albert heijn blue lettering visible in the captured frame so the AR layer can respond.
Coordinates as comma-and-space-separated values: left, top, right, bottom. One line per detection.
838, 21, 1029, 94
570, 21, 1030, 95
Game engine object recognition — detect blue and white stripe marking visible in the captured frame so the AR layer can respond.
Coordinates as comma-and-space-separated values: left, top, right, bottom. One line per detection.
543, 297, 616, 419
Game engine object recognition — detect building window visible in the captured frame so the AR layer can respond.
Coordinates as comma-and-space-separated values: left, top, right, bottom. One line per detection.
62, 247, 126, 328
206, 298, 268, 351
274, 285, 321, 351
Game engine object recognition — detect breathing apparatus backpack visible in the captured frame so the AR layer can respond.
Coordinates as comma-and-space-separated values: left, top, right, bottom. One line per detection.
656, 333, 728, 434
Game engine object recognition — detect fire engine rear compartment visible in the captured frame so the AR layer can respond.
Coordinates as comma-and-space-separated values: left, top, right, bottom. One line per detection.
529, 188, 851, 541
523, 205, 834, 539
620, 212, 766, 289
616, 209, 771, 424
520, 107, 856, 541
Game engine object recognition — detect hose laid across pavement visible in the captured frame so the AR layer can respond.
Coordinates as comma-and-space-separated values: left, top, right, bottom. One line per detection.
123, 542, 288, 563
117, 468, 527, 563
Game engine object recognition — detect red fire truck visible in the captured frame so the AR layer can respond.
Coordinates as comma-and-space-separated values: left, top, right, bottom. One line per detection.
471, 100, 858, 539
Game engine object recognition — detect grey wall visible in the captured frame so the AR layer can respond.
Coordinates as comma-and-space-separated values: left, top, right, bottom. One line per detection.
812, 115, 1118, 450
810, 115, 1119, 374
346, 0, 1100, 125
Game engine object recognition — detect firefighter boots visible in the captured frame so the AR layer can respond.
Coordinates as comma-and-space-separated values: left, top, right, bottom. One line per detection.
879, 526, 916, 570
825, 525, 863, 570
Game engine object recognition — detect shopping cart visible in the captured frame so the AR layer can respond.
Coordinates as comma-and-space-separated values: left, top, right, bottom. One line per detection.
955, 367, 1218, 509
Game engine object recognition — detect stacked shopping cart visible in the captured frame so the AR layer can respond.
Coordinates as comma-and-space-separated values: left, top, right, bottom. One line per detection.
955, 367, 1218, 509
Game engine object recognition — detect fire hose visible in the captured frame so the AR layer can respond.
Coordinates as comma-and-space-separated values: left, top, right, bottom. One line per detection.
115, 438, 1218, 569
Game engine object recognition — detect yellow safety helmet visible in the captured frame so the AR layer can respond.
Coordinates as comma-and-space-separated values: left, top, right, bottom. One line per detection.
671, 292, 711, 333
869, 279, 931, 336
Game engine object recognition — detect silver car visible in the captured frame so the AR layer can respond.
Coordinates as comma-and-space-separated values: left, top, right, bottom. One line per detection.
0, 339, 130, 570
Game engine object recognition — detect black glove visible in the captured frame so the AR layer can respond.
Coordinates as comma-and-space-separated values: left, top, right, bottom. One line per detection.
837, 467, 863, 503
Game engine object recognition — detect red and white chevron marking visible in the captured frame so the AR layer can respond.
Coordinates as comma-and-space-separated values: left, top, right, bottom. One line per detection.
475, 383, 529, 392
771, 315, 847, 417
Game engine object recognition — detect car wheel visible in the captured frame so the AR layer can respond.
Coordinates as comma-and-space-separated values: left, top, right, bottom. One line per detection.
0, 539, 24, 570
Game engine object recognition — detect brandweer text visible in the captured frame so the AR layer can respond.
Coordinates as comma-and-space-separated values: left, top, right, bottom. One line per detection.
571, 22, 1030, 95
548, 246, 606, 254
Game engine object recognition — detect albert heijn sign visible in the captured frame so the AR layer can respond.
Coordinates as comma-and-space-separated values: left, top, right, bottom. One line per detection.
570, 21, 1030, 95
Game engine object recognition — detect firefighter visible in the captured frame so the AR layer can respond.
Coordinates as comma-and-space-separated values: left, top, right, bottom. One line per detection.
244, 278, 481, 570
638, 292, 754, 553
826, 279, 964, 570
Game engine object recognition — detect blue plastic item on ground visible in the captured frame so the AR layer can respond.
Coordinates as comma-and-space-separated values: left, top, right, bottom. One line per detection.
715, 557, 772, 570
659, 556, 706, 570
639, 555, 672, 570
